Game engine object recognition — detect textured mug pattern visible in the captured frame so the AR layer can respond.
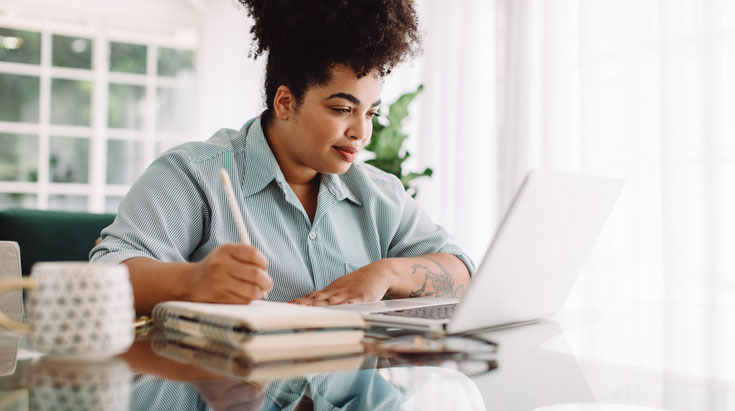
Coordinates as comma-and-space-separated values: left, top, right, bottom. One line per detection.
26, 263, 135, 358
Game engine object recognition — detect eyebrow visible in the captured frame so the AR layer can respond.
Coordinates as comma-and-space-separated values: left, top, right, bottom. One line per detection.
326, 92, 381, 108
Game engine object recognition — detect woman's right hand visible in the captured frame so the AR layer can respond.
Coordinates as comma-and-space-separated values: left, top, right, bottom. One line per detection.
184, 243, 273, 304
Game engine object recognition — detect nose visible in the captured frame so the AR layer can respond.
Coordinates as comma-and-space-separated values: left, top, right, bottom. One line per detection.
347, 116, 371, 141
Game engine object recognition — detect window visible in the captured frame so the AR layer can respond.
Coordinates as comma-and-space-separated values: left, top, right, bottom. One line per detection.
0, 19, 197, 213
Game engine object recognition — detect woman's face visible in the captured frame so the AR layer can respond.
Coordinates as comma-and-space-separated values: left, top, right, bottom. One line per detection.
277, 64, 382, 178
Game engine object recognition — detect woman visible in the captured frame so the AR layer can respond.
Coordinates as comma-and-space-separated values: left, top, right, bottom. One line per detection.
91, 0, 474, 314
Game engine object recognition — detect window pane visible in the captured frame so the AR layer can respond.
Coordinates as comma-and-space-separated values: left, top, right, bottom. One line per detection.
49, 136, 89, 183
0, 193, 36, 209
106, 140, 146, 185
51, 78, 91, 126
157, 87, 194, 132
0, 27, 41, 64
48, 194, 87, 211
0, 73, 39, 122
157, 47, 193, 77
108, 83, 145, 129
52, 35, 92, 69
0, 133, 37, 182
110, 42, 146, 74
105, 196, 123, 213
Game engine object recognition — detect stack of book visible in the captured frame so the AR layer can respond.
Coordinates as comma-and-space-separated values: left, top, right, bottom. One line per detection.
151, 300, 367, 380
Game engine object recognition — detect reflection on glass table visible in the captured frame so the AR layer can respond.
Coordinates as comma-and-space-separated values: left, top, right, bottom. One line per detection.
149, 330, 366, 382
124, 333, 486, 411
0, 328, 491, 411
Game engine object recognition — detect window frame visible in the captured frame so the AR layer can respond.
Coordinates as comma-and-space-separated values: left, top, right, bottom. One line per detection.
0, 12, 199, 213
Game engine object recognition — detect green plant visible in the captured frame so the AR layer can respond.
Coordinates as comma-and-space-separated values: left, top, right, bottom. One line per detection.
364, 84, 432, 198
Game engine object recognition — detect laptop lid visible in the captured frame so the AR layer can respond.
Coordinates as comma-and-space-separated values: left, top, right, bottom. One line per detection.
334, 170, 623, 335
446, 170, 623, 333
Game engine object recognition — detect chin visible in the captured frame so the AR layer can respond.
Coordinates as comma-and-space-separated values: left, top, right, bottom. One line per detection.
322, 162, 352, 175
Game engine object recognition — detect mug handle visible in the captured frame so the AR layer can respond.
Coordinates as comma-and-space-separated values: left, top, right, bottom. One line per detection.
0, 278, 38, 333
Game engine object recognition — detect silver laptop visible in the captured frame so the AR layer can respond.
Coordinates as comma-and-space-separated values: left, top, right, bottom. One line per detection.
332, 170, 623, 335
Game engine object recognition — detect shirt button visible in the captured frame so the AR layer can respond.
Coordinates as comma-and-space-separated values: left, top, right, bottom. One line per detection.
308, 232, 317, 240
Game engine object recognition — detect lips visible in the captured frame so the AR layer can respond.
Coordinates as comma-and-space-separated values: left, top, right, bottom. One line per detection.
333, 146, 358, 162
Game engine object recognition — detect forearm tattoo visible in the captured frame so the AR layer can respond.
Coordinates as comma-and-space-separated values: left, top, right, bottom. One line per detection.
409, 256, 464, 298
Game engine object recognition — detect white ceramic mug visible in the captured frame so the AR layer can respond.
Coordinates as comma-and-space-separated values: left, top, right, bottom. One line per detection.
0, 262, 135, 360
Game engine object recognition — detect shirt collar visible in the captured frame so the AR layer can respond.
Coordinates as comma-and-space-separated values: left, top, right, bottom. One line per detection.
322, 172, 363, 207
238, 115, 288, 197
237, 114, 363, 207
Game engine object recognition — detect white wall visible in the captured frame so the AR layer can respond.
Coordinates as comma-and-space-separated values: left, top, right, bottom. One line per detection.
196, 0, 264, 138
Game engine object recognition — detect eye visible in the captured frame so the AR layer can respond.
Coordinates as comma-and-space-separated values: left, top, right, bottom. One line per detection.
332, 107, 351, 115
367, 111, 380, 119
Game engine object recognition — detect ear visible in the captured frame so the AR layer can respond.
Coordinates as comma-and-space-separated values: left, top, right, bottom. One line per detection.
272, 85, 296, 120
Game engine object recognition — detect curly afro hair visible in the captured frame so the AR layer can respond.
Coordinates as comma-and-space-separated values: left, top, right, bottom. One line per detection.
238, 0, 422, 121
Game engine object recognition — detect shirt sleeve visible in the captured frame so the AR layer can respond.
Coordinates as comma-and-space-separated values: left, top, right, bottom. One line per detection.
386, 179, 476, 276
89, 150, 210, 265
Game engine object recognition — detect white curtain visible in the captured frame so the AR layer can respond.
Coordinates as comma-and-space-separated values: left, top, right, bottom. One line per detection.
383, 0, 497, 262
495, 0, 735, 306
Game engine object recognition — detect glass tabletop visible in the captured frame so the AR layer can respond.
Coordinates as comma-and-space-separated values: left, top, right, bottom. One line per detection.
0, 328, 496, 411
2, 297, 735, 410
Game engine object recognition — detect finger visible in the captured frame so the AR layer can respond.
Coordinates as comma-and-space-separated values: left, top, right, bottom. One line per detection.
302, 291, 346, 306
288, 295, 309, 304
228, 267, 273, 292
222, 287, 261, 304
222, 244, 268, 270
325, 294, 350, 305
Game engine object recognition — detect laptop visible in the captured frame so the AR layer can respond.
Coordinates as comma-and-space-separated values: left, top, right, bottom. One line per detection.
332, 170, 623, 335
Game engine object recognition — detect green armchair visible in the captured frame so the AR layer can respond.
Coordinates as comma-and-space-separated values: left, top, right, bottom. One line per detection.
0, 208, 115, 276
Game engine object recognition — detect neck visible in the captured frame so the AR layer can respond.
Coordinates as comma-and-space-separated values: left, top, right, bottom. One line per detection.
264, 119, 319, 186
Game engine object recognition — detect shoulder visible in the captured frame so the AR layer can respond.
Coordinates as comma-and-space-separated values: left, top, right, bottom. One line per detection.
160, 127, 240, 165
348, 162, 403, 190
341, 162, 406, 206
152, 117, 257, 172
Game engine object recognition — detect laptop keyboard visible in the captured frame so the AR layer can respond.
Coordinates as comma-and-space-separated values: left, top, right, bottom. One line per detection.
387, 303, 457, 320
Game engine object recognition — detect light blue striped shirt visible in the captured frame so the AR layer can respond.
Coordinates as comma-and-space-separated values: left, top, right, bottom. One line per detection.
90, 115, 474, 301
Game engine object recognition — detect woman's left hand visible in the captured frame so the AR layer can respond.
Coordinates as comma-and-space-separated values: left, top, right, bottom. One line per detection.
289, 260, 395, 306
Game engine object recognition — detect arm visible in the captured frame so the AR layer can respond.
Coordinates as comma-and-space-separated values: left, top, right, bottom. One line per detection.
90, 152, 272, 315
390, 252, 470, 298
292, 174, 473, 306
124, 244, 272, 315
290, 252, 469, 305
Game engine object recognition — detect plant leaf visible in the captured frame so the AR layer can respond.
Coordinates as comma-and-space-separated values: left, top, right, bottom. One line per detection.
386, 84, 424, 128
400, 168, 433, 189
364, 84, 432, 198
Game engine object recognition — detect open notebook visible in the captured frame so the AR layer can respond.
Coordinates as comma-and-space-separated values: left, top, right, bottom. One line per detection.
152, 300, 366, 351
